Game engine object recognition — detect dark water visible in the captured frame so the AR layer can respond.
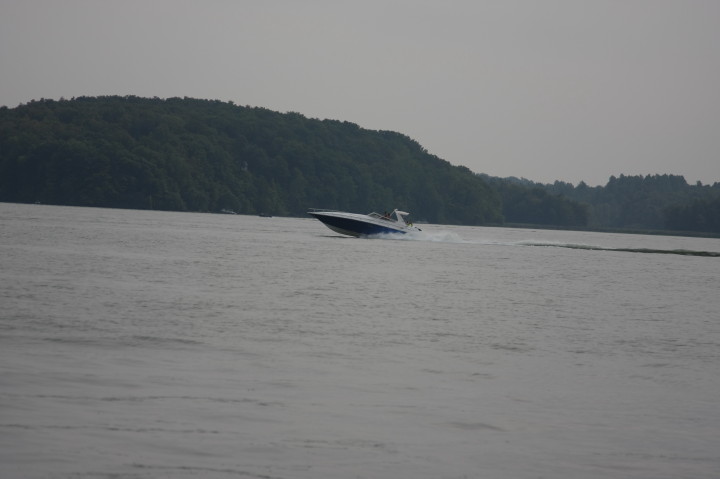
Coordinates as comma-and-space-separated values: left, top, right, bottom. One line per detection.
1, 203, 719, 478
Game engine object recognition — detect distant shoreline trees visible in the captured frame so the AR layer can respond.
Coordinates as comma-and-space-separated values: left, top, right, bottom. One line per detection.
1, 96, 504, 225
1, 96, 717, 233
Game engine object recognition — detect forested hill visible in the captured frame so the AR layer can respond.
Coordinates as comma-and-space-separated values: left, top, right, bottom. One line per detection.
0, 96, 504, 225
2, 96, 716, 233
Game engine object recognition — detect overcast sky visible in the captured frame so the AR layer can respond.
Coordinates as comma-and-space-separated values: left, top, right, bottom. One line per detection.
2, 0, 719, 186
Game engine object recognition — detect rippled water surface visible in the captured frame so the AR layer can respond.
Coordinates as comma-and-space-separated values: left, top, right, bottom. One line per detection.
1, 203, 719, 478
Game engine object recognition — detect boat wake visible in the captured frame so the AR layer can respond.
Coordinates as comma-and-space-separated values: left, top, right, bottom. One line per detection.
512, 241, 720, 257
366, 230, 466, 243
368, 231, 720, 257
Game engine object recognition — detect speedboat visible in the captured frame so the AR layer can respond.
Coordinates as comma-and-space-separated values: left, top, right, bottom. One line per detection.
308, 208, 422, 237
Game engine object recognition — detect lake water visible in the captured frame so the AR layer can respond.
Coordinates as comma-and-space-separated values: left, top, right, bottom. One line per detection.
1, 203, 719, 479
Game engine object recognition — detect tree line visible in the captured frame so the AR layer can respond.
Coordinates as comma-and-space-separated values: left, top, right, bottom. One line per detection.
0, 96, 504, 225
537, 174, 720, 233
1, 96, 716, 232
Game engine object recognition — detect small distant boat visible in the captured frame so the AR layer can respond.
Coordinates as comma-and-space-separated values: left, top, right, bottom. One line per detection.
308, 208, 422, 237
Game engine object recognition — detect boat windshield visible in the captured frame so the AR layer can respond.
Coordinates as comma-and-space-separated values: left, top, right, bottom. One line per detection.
369, 210, 410, 225
368, 212, 395, 221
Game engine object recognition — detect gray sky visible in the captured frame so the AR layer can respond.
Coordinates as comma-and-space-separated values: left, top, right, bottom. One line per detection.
2, 0, 719, 186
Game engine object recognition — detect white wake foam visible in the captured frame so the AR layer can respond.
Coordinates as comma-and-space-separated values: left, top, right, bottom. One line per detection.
368, 230, 467, 243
